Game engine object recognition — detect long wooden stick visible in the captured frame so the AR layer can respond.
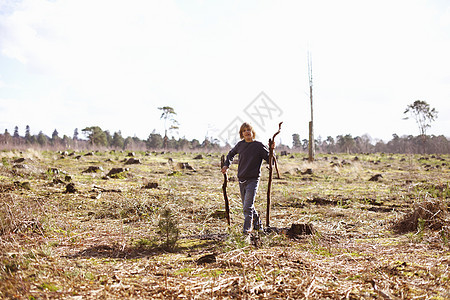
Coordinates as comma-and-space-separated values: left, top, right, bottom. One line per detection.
266, 122, 283, 227
221, 155, 231, 226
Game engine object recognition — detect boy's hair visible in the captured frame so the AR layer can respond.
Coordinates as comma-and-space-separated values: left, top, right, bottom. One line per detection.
239, 122, 256, 140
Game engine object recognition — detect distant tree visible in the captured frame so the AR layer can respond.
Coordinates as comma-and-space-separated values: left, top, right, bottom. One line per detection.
167, 137, 178, 149
13, 126, 19, 138
374, 139, 387, 153
12, 126, 22, 145
354, 134, 373, 153
131, 136, 146, 150
210, 138, 221, 149
73, 128, 79, 140
158, 106, 179, 148
51, 129, 61, 145
190, 139, 200, 149
201, 138, 211, 149
146, 132, 164, 149
301, 139, 308, 151
124, 136, 134, 149
337, 134, 355, 153
82, 126, 107, 146
388, 134, 402, 153
405, 135, 417, 153
29, 135, 37, 145
3, 129, 12, 144
325, 136, 335, 153
25, 125, 31, 143
429, 135, 450, 154
37, 131, 48, 146
314, 135, 321, 151
292, 133, 301, 149
178, 137, 190, 150
104, 130, 112, 147
403, 100, 438, 136
62, 135, 71, 148
111, 131, 124, 149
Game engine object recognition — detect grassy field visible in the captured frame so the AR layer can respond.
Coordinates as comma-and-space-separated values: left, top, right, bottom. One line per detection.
0, 149, 449, 299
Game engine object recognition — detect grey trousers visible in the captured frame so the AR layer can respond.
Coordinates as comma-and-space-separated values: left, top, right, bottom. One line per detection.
239, 179, 262, 234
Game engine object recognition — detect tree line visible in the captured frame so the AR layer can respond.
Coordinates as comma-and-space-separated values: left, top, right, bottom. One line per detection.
1, 101, 447, 153
292, 133, 449, 154
1, 125, 448, 154
0, 125, 222, 151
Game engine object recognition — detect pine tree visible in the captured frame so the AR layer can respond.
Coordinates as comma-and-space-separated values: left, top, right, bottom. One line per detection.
13, 126, 19, 138
73, 128, 79, 140
25, 125, 31, 143
52, 129, 61, 146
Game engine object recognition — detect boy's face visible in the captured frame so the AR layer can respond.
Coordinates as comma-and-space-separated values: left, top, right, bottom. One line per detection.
242, 127, 253, 142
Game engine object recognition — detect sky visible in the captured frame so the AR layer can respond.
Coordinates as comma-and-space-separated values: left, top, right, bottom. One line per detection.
0, 0, 449, 146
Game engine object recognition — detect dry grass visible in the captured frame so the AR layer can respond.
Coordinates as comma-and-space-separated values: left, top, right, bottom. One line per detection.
392, 198, 449, 233
0, 150, 449, 299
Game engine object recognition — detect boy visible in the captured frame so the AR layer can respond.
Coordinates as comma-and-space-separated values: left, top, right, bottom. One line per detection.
221, 122, 270, 234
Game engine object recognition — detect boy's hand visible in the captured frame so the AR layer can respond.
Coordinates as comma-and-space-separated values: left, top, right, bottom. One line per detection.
221, 166, 228, 174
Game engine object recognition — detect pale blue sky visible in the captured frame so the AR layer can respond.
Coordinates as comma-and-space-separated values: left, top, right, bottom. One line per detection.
0, 0, 449, 145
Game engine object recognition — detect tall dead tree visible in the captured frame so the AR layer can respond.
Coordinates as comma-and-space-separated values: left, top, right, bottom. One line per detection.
308, 51, 315, 162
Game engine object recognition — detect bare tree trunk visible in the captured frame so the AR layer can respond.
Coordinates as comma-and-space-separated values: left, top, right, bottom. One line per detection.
308, 52, 315, 162
308, 121, 314, 161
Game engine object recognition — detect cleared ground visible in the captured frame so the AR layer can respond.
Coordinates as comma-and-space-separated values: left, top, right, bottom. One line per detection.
1, 149, 449, 299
